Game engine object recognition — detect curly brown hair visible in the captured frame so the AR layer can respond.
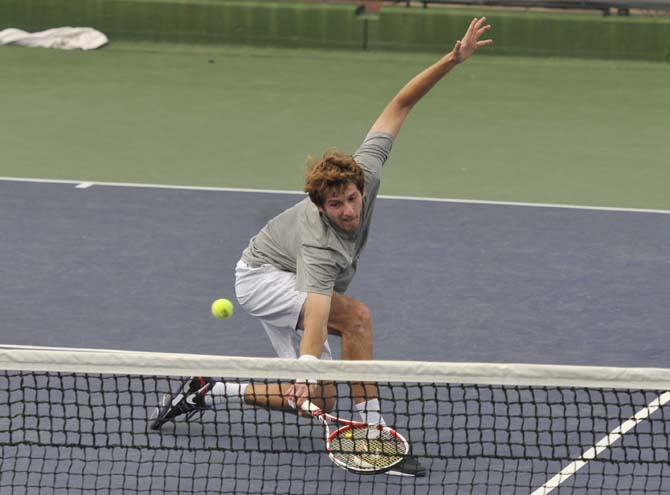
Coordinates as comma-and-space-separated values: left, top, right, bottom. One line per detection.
304, 148, 364, 207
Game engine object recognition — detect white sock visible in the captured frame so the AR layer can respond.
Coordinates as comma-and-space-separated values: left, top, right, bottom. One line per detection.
355, 398, 386, 425
205, 381, 248, 406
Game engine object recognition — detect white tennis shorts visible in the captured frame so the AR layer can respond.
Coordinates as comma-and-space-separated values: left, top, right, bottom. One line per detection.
234, 260, 333, 360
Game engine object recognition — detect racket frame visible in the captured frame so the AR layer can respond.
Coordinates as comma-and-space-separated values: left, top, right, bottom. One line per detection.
301, 400, 410, 474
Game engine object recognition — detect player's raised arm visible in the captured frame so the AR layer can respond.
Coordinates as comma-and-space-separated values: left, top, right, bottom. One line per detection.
369, 17, 493, 138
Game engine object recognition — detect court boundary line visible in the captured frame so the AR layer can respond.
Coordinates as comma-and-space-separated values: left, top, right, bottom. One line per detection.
1, 176, 669, 215
531, 391, 670, 495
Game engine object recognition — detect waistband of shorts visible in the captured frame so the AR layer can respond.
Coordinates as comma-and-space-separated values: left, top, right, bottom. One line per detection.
237, 259, 270, 270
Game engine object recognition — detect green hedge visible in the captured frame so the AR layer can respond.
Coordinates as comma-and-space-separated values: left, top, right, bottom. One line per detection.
2, 0, 669, 60
372, 8, 670, 61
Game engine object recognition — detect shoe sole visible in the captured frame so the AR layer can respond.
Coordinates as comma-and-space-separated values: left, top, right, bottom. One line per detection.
149, 393, 174, 430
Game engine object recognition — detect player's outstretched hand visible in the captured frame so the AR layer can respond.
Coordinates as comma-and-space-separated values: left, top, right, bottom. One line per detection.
453, 17, 493, 63
287, 381, 318, 415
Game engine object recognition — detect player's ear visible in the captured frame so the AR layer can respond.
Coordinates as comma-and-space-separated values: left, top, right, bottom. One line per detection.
309, 196, 325, 212
307, 189, 327, 212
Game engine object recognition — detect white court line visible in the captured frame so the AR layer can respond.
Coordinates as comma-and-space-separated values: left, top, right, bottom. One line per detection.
1, 176, 669, 215
531, 391, 670, 495
0, 176, 301, 196
0, 344, 145, 354
75, 182, 94, 189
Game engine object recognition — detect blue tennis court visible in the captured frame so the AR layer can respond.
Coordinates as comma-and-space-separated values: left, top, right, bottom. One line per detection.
1, 178, 668, 366
1, 178, 669, 493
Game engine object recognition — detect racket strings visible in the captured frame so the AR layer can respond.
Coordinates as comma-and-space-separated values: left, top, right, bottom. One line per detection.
330, 427, 407, 469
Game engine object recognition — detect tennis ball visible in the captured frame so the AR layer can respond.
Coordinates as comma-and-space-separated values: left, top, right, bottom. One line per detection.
211, 298, 234, 319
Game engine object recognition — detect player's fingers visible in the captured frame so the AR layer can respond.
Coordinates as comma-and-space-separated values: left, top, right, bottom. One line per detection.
475, 16, 487, 28
477, 39, 494, 46
288, 384, 307, 415
477, 25, 492, 37
295, 388, 310, 411
467, 17, 478, 35
286, 385, 296, 403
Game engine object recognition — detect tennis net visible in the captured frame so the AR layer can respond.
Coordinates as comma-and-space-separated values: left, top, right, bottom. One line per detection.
1, 345, 670, 494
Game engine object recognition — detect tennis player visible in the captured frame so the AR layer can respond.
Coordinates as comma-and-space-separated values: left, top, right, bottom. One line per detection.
152, 17, 493, 477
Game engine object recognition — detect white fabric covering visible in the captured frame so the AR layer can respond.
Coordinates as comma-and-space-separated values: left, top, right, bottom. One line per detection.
0, 27, 108, 50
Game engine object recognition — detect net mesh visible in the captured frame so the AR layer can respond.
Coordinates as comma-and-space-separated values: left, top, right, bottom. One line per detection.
1, 347, 670, 495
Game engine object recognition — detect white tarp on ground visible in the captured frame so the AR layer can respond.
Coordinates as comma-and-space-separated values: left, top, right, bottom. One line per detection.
0, 27, 108, 50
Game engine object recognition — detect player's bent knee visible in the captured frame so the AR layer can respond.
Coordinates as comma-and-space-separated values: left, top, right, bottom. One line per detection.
348, 301, 372, 337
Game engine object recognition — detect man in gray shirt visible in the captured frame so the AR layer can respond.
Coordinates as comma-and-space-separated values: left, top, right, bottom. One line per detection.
152, 17, 492, 477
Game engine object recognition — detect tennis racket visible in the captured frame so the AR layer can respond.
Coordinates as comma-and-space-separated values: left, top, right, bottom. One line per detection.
301, 400, 410, 474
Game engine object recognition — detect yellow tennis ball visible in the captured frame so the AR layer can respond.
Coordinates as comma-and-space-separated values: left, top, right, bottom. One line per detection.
211, 298, 234, 319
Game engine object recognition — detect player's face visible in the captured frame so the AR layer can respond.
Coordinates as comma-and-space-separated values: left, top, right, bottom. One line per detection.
320, 182, 363, 233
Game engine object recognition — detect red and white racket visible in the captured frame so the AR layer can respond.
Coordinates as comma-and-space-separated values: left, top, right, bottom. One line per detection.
301, 400, 410, 474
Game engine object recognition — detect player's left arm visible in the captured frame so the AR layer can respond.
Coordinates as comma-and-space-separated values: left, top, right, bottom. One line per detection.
300, 292, 332, 359
368, 17, 493, 138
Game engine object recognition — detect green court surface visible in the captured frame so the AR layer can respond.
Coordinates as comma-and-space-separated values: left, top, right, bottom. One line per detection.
1, 41, 669, 209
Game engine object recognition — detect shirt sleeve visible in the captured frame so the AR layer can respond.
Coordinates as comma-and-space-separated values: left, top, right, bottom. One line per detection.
352, 131, 394, 177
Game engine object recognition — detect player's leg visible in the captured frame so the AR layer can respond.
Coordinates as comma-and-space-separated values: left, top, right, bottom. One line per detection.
295, 292, 379, 422
150, 375, 336, 430
243, 380, 336, 413
326, 292, 374, 361
150, 261, 334, 429
233, 260, 337, 412
237, 319, 337, 412
300, 292, 376, 409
